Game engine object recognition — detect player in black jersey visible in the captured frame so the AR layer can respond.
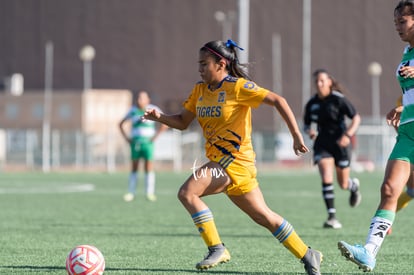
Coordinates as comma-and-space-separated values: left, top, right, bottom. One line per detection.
303, 69, 361, 229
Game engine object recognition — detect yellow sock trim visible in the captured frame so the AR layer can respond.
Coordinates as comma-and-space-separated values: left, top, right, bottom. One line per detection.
397, 192, 412, 211
282, 230, 308, 259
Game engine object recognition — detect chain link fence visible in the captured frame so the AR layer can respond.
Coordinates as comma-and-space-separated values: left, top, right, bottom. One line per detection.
0, 121, 396, 172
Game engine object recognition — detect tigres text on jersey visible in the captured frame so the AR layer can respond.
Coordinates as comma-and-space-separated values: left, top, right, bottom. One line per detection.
183, 76, 269, 168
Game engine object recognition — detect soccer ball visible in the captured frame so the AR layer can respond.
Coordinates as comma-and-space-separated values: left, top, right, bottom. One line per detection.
66, 245, 105, 275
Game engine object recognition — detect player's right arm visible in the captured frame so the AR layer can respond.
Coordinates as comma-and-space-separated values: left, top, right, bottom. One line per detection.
119, 117, 131, 143
144, 108, 195, 130
303, 101, 317, 140
263, 92, 309, 155
386, 95, 404, 131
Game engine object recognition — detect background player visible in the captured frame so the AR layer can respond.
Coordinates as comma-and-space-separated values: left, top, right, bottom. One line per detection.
303, 69, 361, 229
119, 90, 168, 202
338, 1, 414, 271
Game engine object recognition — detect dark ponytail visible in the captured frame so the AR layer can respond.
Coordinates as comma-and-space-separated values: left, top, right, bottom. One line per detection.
200, 40, 251, 80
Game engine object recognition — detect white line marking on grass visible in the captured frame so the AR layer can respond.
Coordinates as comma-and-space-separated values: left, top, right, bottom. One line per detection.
0, 183, 95, 194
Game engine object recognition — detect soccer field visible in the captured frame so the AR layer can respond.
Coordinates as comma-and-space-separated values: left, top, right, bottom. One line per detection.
0, 170, 412, 274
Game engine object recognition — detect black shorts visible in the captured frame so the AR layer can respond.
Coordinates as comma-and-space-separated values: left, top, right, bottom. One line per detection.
313, 136, 352, 168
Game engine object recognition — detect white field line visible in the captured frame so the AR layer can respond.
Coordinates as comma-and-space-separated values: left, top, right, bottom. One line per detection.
0, 183, 95, 194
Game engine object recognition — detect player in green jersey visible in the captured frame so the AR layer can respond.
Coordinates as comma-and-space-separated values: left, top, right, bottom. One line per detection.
119, 91, 168, 202
338, 1, 414, 271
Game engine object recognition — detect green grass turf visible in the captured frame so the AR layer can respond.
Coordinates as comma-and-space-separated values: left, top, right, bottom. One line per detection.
0, 169, 413, 274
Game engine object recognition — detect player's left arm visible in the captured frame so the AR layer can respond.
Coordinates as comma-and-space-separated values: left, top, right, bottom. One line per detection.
262, 92, 309, 156
338, 113, 360, 147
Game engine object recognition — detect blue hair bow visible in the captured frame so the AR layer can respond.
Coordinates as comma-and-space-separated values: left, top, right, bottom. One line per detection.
226, 39, 244, 51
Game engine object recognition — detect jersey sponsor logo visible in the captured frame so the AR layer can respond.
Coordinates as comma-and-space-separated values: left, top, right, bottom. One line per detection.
196, 106, 222, 117
398, 61, 410, 77
398, 61, 414, 94
218, 91, 226, 103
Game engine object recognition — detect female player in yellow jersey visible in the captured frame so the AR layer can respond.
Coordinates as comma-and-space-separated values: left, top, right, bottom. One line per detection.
144, 39, 322, 275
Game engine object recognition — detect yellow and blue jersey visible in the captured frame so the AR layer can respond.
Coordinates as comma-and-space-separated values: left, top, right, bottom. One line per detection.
183, 76, 269, 168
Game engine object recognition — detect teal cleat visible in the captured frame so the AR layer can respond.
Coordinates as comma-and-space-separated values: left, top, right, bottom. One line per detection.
338, 241, 376, 272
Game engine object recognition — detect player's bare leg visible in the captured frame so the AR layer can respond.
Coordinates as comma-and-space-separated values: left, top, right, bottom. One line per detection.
230, 187, 322, 275
178, 161, 231, 270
